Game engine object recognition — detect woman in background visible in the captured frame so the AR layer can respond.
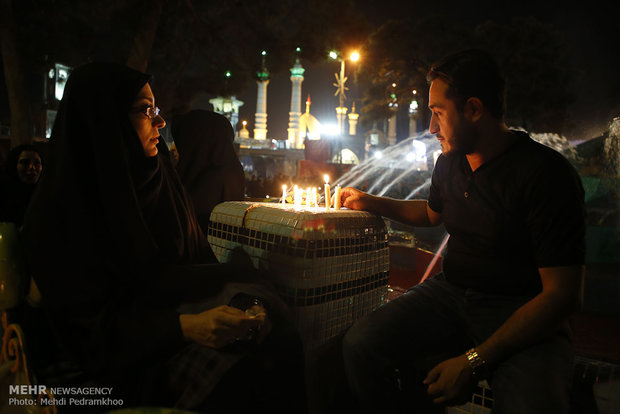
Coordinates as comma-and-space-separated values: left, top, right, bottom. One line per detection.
172, 109, 245, 233
0, 144, 43, 226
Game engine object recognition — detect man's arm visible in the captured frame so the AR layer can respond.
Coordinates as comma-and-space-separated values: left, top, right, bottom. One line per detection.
340, 187, 442, 227
425, 265, 584, 405
475, 265, 583, 365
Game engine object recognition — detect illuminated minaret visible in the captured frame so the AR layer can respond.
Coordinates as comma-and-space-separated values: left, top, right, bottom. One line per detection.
254, 50, 269, 140
408, 89, 418, 137
348, 101, 359, 136
387, 110, 397, 145
287, 49, 305, 149
387, 84, 398, 145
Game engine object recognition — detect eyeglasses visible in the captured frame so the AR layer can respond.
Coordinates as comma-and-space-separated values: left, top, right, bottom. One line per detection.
143, 105, 160, 119
133, 105, 161, 119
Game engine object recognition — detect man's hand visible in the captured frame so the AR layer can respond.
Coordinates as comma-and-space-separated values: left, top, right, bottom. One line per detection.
341, 187, 374, 211
423, 355, 476, 406
340, 187, 442, 227
179, 305, 264, 348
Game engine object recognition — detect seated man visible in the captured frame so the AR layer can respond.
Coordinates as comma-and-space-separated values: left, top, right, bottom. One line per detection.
341, 49, 585, 414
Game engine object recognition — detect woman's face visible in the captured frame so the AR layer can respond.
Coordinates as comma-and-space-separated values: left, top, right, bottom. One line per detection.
128, 83, 165, 157
17, 150, 42, 185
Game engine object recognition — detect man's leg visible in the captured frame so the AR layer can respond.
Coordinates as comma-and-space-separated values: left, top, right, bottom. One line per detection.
464, 291, 573, 414
488, 327, 573, 414
342, 274, 473, 414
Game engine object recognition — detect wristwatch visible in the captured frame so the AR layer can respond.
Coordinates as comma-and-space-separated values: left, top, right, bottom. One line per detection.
465, 348, 488, 378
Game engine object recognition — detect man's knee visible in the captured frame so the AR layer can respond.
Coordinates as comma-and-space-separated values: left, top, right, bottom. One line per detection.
490, 382, 570, 414
489, 341, 572, 414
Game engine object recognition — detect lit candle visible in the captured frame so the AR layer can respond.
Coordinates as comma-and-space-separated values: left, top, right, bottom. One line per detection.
324, 174, 331, 210
306, 187, 311, 207
312, 187, 318, 209
282, 185, 286, 204
334, 185, 342, 210
294, 185, 300, 207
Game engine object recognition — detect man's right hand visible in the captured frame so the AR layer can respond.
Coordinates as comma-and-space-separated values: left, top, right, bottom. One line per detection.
341, 187, 375, 211
340, 187, 442, 227
179, 305, 263, 348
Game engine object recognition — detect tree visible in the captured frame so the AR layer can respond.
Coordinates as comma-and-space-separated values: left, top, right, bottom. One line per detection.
145, 0, 372, 115
1, 0, 372, 140
356, 16, 471, 134
474, 17, 573, 133
1, 0, 32, 147
357, 15, 574, 136
126, 0, 165, 72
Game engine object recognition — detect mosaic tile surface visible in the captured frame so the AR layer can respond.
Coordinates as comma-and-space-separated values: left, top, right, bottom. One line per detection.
208, 202, 390, 350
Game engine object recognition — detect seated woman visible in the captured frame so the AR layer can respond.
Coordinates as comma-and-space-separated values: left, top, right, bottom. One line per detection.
172, 110, 245, 234
21, 62, 306, 413
0, 144, 43, 227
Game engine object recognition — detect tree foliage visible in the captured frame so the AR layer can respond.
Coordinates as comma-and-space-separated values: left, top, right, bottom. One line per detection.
1, 0, 371, 136
357, 15, 574, 135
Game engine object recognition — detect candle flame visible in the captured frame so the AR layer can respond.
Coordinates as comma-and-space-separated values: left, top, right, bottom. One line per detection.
324, 174, 329, 184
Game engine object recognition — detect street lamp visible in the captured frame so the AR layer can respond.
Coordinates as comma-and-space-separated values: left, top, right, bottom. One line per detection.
329, 50, 360, 136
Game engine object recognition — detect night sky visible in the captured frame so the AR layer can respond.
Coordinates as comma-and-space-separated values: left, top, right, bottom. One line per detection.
221, 1, 620, 142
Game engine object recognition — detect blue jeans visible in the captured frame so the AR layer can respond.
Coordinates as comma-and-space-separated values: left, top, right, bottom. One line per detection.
342, 273, 573, 414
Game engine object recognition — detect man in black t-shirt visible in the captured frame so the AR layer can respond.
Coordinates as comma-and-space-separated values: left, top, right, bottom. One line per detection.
340, 50, 585, 413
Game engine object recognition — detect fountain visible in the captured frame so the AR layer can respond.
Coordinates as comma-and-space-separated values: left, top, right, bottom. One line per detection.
338, 132, 438, 200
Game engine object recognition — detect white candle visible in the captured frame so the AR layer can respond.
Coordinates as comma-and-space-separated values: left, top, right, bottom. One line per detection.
334, 185, 342, 210
306, 187, 311, 207
312, 187, 318, 209
324, 175, 330, 210
282, 185, 287, 204
294, 185, 300, 207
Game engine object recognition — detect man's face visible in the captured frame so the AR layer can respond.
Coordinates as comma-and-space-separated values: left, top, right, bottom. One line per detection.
428, 78, 476, 155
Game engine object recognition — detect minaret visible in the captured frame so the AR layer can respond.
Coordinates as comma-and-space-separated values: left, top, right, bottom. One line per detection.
254, 50, 269, 140
300, 94, 321, 141
387, 110, 397, 145
348, 101, 359, 136
239, 120, 250, 139
387, 87, 398, 145
287, 50, 305, 149
299, 94, 311, 141
408, 90, 418, 137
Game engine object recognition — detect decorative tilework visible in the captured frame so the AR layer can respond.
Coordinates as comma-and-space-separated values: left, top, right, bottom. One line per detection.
207, 202, 390, 350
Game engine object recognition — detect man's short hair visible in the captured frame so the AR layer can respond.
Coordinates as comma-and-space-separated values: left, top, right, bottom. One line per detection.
427, 49, 506, 120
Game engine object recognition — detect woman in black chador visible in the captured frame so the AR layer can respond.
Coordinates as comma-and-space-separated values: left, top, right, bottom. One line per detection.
22, 63, 306, 413
172, 109, 245, 234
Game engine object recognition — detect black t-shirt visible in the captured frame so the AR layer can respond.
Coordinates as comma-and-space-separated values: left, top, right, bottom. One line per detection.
428, 131, 586, 295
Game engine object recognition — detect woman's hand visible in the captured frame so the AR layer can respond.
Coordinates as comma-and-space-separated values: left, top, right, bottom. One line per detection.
341, 187, 375, 211
179, 305, 266, 348
245, 303, 272, 344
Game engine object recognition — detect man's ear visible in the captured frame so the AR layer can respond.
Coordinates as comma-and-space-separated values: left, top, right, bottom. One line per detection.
464, 97, 484, 122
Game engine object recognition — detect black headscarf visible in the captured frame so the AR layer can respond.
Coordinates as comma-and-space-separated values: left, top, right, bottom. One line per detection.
21, 63, 210, 397
172, 110, 245, 232
0, 144, 41, 226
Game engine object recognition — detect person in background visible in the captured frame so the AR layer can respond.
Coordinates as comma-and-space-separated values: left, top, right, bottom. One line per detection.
0, 144, 43, 226
172, 110, 245, 233
22, 62, 306, 413
340, 49, 585, 413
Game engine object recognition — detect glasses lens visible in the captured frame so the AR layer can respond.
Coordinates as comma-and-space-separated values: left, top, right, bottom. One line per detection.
145, 106, 160, 118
